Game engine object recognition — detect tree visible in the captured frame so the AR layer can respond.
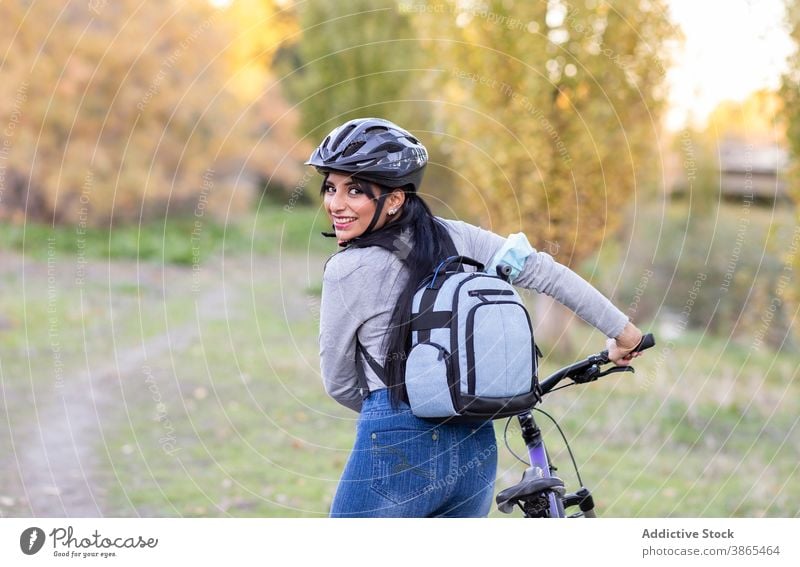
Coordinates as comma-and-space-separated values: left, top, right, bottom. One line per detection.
0, 0, 297, 226
706, 90, 786, 146
423, 0, 675, 264
213, 0, 310, 201
218, 0, 298, 102
412, 0, 675, 345
282, 0, 427, 141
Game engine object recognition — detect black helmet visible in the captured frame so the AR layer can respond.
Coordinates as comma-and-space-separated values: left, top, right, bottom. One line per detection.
306, 117, 428, 191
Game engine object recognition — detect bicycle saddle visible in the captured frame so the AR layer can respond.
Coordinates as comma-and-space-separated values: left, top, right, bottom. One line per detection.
496, 467, 566, 514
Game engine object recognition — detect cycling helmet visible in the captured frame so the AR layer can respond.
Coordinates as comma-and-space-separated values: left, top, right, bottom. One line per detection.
306, 117, 428, 191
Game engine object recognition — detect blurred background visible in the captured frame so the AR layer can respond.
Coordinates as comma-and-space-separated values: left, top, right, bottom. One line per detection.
0, 0, 797, 517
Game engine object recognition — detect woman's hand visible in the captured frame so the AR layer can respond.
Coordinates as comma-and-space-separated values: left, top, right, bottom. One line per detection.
606, 322, 644, 366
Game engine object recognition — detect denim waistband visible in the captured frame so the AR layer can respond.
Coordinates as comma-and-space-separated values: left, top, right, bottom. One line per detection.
361, 388, 408, 415
360, 388, 494, 433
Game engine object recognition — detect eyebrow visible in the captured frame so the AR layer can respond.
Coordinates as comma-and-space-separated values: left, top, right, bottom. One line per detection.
324, 180, 362, 187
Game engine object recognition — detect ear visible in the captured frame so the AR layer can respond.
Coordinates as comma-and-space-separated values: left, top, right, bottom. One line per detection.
388, 188, 406, 211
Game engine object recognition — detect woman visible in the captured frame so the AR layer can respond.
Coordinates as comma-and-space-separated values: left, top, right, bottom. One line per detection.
309, 117, 644, 517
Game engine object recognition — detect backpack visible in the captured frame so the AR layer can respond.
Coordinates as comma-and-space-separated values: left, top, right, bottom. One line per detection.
357, 255, 542, 421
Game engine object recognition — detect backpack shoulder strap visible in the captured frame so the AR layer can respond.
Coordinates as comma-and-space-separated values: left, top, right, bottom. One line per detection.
414, 221, 463, 343
356, 220, 461, 398
355, 339, 388, 397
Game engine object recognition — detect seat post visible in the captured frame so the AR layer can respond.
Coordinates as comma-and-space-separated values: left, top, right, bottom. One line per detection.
518, 411, 541, 449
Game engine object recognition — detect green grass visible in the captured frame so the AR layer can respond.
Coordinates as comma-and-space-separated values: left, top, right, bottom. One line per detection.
0, 205, 335, 265
101, 265, 347, 517
491, 324, 799, 517
101, 298, 798, 517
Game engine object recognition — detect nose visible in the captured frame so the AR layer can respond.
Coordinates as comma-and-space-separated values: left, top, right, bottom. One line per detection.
328, 187, 346, 212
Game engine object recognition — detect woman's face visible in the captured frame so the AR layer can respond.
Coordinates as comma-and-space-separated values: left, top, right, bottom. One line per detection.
323, 172, 398, 243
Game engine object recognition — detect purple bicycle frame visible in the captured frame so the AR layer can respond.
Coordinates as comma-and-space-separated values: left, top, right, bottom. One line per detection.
503, 333, 656, 517
528, 439, 562, 517
520, 411, 565, 518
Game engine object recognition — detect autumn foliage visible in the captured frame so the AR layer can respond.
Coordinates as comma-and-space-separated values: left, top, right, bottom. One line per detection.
0, 0, 302, 226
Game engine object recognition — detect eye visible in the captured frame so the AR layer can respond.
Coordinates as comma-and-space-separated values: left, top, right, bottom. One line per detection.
348, 186, 364, 196
323, 185, 335, 194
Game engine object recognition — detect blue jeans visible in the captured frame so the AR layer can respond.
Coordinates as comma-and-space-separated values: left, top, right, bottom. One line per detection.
330, 389, 497, 517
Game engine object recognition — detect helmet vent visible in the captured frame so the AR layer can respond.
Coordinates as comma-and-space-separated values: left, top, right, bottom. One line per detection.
364, 126, 389, 134
342, 141, 366, 157
332, 124, 357, 149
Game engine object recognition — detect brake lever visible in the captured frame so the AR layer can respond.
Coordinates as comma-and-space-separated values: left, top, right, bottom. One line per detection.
596, 366, 635, 378
573, 364, 634, 384
572, 365, 601, 384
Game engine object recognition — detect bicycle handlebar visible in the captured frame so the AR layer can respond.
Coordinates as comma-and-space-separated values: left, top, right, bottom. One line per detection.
539, 333, 656, 395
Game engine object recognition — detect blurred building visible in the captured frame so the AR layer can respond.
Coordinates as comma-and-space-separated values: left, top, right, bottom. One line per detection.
666, 138, 792, 204
718, 140, 790, 203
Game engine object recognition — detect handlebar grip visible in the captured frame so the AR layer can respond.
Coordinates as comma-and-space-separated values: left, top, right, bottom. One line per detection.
633, 333, 656, 353
599, 333, 656, 363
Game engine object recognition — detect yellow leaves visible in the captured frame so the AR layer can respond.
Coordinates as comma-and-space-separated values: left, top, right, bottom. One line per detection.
432, 1, 674, 266
555, 88, 572, 110
706, 90, 785, 145
576, 82, 590, 101
0, 0, 307, 226
218, 0, 299, 102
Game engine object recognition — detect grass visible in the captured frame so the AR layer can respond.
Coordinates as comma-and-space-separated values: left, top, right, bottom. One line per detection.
1, 201, 797, 517
98, 267, 347, 517
0, 204, 335, 265
99, 306, 798, 517
497, 324, 800, 517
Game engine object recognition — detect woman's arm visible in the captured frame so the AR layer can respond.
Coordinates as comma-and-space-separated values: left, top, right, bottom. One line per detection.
515, 251, 644, 363
513, 250, 630, 337
319, 257, 367, 412
449, 221, 643, 362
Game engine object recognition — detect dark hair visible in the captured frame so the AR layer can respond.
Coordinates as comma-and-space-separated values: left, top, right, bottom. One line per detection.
321, 175, 455, 407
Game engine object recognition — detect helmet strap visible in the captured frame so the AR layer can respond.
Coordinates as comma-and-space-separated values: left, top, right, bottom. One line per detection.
362, 192, 390, 236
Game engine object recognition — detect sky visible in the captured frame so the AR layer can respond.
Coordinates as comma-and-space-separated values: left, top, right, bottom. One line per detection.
664, 0, 796, 130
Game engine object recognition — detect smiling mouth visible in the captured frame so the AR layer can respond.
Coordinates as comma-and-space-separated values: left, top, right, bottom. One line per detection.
333, 217, 357, 228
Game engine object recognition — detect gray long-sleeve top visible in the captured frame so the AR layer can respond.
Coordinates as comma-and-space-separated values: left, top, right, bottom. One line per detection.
319, 218, 629, 412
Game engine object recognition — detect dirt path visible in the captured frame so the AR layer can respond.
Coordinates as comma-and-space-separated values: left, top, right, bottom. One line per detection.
0, 251, 249, 517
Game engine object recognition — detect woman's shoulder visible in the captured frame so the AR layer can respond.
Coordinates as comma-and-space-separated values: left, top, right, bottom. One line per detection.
323, 245, 404, 281
434, 216, 504, 242
434, 216, 508, 264
434, 216, 465, 231
434, 216, 485, 237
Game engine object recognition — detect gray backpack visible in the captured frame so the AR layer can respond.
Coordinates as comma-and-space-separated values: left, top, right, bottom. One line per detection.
357, 255, 541, 420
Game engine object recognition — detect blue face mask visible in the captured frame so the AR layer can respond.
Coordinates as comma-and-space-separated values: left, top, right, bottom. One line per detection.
487, 232, 535, 282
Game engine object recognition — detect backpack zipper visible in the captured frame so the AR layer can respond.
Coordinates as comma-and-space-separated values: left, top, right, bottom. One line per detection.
468, 289, 514, 302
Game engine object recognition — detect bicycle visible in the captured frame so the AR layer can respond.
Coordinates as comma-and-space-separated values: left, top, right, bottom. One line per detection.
495, 333, 656, 517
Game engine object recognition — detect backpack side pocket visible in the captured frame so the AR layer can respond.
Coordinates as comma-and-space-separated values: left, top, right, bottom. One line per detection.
405, 342, 457, 418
